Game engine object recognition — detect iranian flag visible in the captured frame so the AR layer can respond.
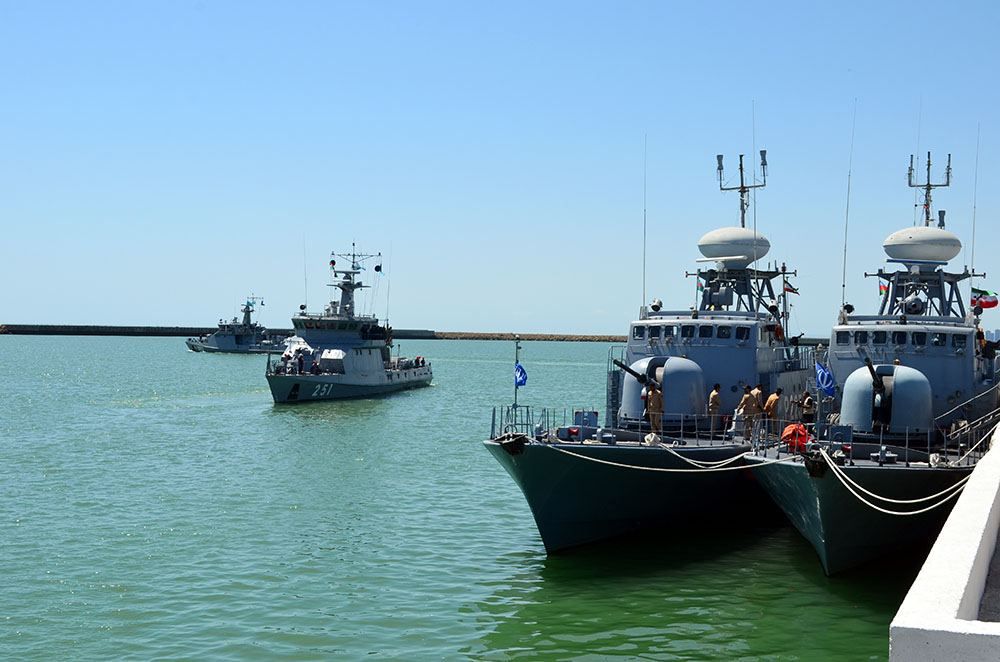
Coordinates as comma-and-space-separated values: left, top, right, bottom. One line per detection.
972, 287, 999, 309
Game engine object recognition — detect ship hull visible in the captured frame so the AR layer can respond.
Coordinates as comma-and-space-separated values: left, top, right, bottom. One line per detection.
484, 439, 768, 553
186, 339, 284, 354
744, 452, 969, 575
267, 370, 432, 403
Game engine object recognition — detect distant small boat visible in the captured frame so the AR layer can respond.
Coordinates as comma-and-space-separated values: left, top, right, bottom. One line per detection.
186, 296, 290, 354
265, 246, 432, 403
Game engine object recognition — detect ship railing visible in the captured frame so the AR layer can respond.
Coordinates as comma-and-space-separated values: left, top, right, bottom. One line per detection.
934, 382, 1000, 424
491, 405, 568, 438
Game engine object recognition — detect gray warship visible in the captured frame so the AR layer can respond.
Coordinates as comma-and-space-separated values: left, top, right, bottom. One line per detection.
186, 296, 290, 354
265, 247, 432, 403
484, 152, 816, 553
745, 153, 1000, 575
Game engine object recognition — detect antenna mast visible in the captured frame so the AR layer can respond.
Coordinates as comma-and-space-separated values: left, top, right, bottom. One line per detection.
841, 99, 858, 307
717, 151, 768, 228
642, 134, 648, 308
908, 151, 952, 227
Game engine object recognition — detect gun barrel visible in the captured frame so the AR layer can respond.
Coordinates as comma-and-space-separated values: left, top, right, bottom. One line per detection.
613, 359, 660, 388
864, 357, 885, 393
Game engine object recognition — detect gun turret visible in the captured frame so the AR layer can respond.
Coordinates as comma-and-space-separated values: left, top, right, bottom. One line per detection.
613, 359, 661, 389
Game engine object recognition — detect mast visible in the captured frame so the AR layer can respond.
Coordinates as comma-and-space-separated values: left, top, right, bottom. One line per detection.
717, 151, 767, 228
908, 151, 952, 227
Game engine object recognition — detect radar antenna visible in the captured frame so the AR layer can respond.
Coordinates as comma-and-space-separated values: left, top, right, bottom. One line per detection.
717, 151, 767, 228
908, 151, 952, 227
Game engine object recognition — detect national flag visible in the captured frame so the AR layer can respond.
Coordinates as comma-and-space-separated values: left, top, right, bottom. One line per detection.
972, 288, 999, 309
879, 283, 889, 295
514, 362, 528, 387
696, 281, 704, 291
815, 362, 836, 397
783, 280, 799, 295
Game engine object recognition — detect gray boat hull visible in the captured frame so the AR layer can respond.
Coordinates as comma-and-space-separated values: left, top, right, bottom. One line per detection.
267, 370, 432, 403
744, 451, 969, 575
484, 438, 767, 553
186, 338, 285, 354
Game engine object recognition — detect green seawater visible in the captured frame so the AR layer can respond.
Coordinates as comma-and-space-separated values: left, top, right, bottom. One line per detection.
1, 337, 919, 660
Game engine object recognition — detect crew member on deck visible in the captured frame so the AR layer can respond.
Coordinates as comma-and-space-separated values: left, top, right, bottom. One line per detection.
708, 383, 722, 437
646, 383, 663, 435
738, 385, 762, 440
763, 388, 783, 436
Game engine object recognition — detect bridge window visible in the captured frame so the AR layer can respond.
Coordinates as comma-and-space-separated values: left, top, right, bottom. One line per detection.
663, 325, 675, 337
892, 331, 908, 345
735, 326, 750, 341
930, 332, 947, 347
835, 331, 850, 345
632, 326, 645, 340
953, 335, 968, 349
912, 332, 927, 346
681, 325, 696, 338
854, 330, 868, 344
648, 326, 661, 339
699, 325, 714, 338
717, 326, 732, 339
873, 331, 887, 344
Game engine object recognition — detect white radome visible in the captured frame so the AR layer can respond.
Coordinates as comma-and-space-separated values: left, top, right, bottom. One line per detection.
883, 226, 962, 262
697, 227, 770, 269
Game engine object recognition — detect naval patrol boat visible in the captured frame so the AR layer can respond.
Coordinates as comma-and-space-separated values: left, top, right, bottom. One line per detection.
745, 153, 1000, 575
186, 296, 291, 354
484, 152, 815, 553
265, 248, 432, 403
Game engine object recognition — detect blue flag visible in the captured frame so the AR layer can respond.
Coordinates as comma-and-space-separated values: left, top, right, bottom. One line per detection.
514, 362, 528, 388
815, 362, 836, 397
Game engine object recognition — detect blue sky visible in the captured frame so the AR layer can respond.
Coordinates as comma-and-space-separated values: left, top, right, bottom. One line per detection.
2, 1, 998, 335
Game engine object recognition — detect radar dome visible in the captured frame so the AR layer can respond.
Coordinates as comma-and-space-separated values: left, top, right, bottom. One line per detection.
698, 227, 770, 269
883, 226, 961, 263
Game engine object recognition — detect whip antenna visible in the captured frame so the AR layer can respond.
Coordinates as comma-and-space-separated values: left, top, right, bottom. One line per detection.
840, 99, 858, 307
642, 133, 647, 310
971, 123, 981, 271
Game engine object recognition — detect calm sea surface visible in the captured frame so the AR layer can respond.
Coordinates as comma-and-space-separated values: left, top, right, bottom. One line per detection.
1, 337, 919, 659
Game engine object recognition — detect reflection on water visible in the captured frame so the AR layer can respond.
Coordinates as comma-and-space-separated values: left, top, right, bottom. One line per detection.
468, 525, 914, 660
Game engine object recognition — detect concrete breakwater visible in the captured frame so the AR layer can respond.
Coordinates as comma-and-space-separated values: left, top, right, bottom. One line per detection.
0, 324, 623, 342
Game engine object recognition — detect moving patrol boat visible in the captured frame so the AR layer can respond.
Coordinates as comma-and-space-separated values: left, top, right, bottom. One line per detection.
745, 153, 1000, 575
186, 296, 291, 354
265, 248, 432, 403
484, 152, 815, 553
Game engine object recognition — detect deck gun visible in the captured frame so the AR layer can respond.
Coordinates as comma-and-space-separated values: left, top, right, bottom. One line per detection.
613, 359, 661, 390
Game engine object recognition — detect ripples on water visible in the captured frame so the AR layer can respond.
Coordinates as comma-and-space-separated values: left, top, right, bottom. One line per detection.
1, 338, 917, 659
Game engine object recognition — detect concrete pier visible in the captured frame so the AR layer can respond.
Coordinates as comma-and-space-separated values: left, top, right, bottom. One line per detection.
889, 428, 1000, 660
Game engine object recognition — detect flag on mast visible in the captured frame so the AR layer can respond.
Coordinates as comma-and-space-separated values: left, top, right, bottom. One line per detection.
972, 288, 998, 309
514, 363, 528, 387
783, 279, 799, 295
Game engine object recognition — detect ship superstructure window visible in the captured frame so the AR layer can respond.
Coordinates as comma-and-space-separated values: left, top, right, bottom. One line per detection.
632, 326, 645, 339
892, 331, 908, 345
717, 326, 732, 339
836, 331, 850, 345
873, 331, 887, 344
735, 326, 750, 341
648, 326, 661, 339
953, 334, 968, 349
911, 332, 927, 346
681, 325, 696, 338
931, 333, 947, 346
663, 326, 675, 337
854, 330, 869, 344
699, 325, 714, 338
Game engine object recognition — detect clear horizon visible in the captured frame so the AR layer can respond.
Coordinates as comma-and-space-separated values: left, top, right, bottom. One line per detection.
2, 2, 998, 336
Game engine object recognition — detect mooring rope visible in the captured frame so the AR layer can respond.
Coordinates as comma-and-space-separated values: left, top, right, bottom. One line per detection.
817, 452, 969, 516
819, 448, 972, 505
545, 443, 798, 473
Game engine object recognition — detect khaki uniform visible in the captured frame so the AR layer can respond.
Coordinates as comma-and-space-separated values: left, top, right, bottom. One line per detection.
647, 387, 663, 434
763, 392, 782, 436
708, 388, 722, 436
739, 392, 762, 440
